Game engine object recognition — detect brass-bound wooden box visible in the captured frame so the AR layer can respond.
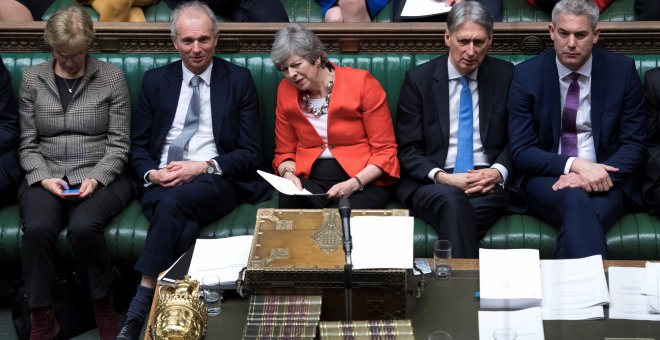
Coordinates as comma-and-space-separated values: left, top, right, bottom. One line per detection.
246, 208, 409, 321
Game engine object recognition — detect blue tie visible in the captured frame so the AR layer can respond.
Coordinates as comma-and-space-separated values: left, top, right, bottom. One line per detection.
168, 75, 201, 163
454, 76, 473, 173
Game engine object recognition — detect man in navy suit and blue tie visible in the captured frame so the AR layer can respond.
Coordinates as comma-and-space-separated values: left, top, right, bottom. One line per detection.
396, 1, 517, 258
116, 1, 269, 338
508, 0, 645, 259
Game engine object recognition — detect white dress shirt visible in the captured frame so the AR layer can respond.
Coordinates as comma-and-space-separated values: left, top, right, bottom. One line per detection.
143, 64, 221, 185
556, 56, 596, 174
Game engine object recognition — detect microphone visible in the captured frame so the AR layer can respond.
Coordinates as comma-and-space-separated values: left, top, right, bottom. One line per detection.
338, 197, 353, 264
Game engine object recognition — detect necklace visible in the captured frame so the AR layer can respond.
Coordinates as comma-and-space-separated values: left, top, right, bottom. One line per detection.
63, 77, 79, 93
302, 72, 334, 118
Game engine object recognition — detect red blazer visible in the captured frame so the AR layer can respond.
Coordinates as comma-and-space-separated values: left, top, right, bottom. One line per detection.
272, 64, 399, 186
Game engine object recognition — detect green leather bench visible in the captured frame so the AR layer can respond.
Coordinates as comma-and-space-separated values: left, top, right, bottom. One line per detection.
1, 52, 659, 265
41, 0, 635, 23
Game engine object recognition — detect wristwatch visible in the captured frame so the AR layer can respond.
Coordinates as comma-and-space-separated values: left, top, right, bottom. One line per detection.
206, 160, 217, 174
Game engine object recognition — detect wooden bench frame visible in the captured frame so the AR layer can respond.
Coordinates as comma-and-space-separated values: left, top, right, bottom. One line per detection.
2, 22, 660, 55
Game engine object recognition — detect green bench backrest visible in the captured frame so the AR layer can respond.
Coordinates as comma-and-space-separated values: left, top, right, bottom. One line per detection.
41, 0, 635, 22
3, 51, 658, 169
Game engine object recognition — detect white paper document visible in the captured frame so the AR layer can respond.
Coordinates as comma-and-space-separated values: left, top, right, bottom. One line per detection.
609, 266, 660, 321
479, 248, 542, 309
350, 216, 414, 270
478, 307, 545, 340
257, 170, 324, 196
641, 262, 660, 313
539, 255, 609, 320
400, 0, 451, 17
187, 236, 254, 285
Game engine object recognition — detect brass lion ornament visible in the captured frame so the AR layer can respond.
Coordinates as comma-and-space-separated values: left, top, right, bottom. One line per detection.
150, 275, 208, 340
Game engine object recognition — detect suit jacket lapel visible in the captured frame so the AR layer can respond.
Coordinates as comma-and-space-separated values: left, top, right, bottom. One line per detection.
477, 57, 493, 141
432, 56, 450, 146
210, 58, 229, 145
590, 48, 605, 154
544, 52, 562, 152
155, 62, 183, 150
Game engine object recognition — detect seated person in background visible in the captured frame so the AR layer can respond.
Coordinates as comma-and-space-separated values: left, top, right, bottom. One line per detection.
508, 0, 645, 259
642, 68, 660, 214
528, 0, 612, 13
393, 0, 503, 22
0, 56, 21, 209
75, 0, 156, 22
271, 23, 399, 209
0, 0, 53, 21
634, 0, 660, 21
117, 2, 269, 339
17, 6, 133, 339
395, 1, 516, 258
163, 0, 289, 22
317, 0, 389, 22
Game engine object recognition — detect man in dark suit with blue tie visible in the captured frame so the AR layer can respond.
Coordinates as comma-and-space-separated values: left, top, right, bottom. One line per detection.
116, 1, 269, 338
508, 0, 645, 259
396, 1, 516, 258
0, 56, 21, 209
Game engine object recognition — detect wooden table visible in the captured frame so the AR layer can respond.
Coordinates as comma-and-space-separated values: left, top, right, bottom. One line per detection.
145, 259, 658, 339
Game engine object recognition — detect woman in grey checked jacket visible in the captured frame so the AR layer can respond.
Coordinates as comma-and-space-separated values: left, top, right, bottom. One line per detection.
16, 6, 134, 340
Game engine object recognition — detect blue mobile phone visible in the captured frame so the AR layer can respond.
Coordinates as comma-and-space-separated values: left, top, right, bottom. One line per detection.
61, 189, 81, 196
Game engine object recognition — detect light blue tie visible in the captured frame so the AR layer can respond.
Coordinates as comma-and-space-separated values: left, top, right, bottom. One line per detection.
454, 75, 473, 173
168, 75, 201, 163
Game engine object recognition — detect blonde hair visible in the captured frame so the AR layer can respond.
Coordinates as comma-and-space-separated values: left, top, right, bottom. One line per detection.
44, 6, 95, 52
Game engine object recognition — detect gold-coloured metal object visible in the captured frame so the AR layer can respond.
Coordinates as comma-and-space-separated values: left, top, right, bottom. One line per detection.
312, 209, 343, 254
150, 275, 207, 340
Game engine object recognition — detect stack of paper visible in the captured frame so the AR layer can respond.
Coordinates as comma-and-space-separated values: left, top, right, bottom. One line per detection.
478, 307, 545, 340
350, 216, 414, 270
640, 262, 660, 313
609, 266, 660, 321
158, 235, 254, 288
479, 248, 543, 309
539, 255, 609, 320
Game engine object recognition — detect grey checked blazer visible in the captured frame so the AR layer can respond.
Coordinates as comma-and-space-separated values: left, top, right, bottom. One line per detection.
18, 57, 130, 186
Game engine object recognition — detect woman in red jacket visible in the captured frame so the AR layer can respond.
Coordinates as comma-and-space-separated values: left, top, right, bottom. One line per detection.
270, 24, 399, 209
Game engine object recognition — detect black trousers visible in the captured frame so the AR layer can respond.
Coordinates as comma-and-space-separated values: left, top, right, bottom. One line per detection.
279, 159, 393, 209
409, 183, 508, 258
0, 167, 18, 208
163, 0, 289, 22
19, 174, 134, 308
135, 174, 237, 277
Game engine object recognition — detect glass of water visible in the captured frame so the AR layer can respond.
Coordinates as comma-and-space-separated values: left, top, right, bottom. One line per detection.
201, 274, 222, 316
433, 240, 452, 279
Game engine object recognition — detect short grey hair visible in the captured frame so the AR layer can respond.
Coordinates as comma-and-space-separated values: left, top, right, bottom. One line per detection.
552, 0, 599, 31
170, 0, 218, 39
271, 24, 329, 71
446, 0, 494, 37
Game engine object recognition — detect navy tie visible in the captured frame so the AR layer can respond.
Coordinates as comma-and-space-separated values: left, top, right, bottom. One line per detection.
561, 72, 580, 157
454, 76, 474, 173
168, 75, 201, 163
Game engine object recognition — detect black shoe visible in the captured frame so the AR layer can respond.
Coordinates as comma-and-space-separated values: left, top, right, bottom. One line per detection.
114, 316, 144, 340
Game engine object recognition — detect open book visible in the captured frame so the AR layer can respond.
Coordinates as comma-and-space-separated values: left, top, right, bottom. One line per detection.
158, 235, 253, 288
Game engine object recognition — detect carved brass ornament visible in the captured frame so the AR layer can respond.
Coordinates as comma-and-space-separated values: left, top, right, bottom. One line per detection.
150, 276, 208, 340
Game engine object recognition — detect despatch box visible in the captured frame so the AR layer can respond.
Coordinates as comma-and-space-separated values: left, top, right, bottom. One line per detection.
245, 208, 409, 321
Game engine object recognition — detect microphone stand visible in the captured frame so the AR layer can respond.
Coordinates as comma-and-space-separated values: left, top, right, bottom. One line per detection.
339, 198, 353, 321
